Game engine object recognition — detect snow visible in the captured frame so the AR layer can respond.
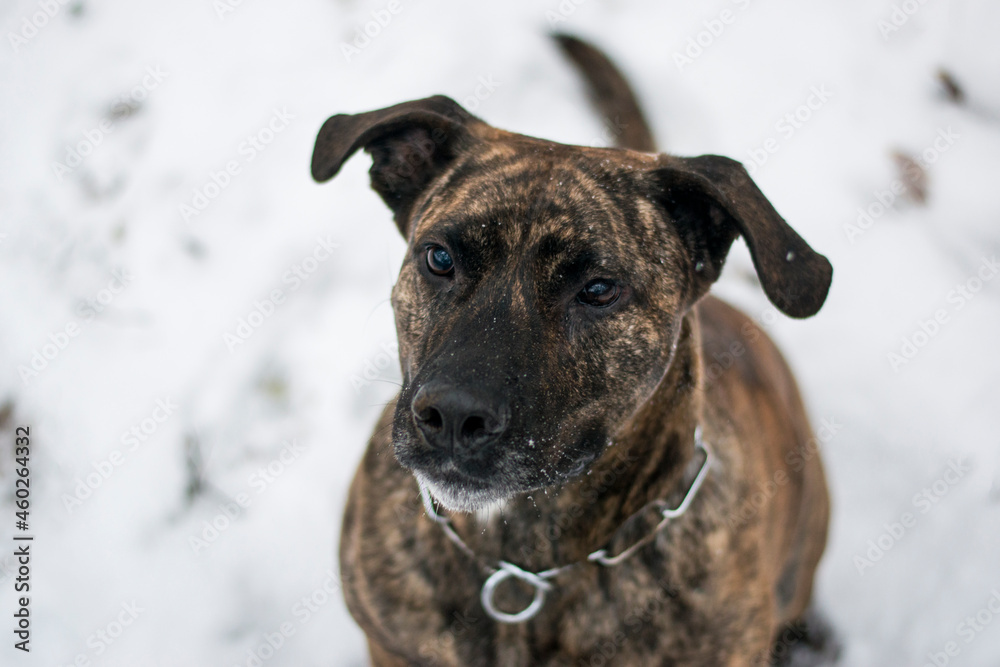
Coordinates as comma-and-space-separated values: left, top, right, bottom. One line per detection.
1, 0, 999, 665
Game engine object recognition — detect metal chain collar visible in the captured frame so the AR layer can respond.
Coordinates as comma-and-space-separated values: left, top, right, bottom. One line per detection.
418, 427, 713, 624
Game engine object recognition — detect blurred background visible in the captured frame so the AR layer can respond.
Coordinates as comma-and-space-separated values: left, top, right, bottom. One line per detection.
1, 0, 999, 665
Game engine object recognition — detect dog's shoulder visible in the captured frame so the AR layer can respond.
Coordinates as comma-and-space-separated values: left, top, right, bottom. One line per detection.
697, 295, 804, 413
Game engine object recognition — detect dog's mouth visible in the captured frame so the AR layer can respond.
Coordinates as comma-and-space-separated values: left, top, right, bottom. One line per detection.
403, 447, 528, 513
414, 467, 515, 513
405, 438, 606, 513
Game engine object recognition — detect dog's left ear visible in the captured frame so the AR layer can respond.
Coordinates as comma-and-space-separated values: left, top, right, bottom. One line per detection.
652, 155, 832, 318
311, 95, 484, 235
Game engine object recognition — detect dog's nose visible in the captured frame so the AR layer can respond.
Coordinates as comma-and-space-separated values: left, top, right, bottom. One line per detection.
411, 384, 508, 455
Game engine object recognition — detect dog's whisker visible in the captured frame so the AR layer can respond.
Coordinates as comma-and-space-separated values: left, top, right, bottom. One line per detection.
369, 378, 403, 388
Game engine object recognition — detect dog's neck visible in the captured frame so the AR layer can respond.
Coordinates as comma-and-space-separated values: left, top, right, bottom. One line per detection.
452, 308, 705, 570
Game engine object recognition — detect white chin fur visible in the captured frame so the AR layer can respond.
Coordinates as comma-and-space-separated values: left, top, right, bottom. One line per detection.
416, 473, 506, 514
473, 498, 509, 525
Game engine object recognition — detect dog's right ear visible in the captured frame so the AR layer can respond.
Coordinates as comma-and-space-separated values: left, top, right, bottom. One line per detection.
651, 155, 833, 318
311, 95, 483, 235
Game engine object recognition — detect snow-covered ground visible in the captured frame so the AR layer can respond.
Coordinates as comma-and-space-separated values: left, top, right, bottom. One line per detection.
1, 0, 999, 665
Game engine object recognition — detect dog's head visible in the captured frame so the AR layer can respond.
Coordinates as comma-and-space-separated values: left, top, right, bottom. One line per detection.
313, 96, 831, 511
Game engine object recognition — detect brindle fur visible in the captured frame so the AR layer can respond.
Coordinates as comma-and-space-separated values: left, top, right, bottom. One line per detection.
315, 34, 834, 666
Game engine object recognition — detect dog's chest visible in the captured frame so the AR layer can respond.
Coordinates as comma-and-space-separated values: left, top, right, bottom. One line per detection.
353, 510, 768, 666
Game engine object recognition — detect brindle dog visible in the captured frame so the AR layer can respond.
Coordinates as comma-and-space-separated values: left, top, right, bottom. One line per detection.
313, 35, 835, 666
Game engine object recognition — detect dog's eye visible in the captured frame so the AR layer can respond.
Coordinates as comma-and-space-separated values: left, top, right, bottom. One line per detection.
425, 246, 455, 276
577, 280, 620, 307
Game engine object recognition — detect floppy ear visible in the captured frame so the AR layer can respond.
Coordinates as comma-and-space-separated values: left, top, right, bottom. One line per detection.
311, 95, 483, 235
652, 155, 832, 318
